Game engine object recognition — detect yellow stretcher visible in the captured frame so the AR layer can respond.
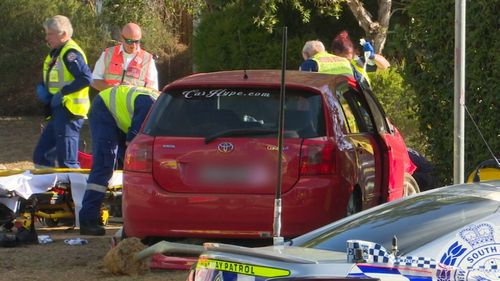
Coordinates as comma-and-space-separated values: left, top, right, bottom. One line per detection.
0, 168, 120, 230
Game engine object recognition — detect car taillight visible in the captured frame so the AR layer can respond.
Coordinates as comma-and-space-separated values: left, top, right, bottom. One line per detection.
124, 134, 153, 173
300, 138, 335, 175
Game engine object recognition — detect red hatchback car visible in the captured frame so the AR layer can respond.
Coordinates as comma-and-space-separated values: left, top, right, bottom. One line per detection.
122, 70, 417, 240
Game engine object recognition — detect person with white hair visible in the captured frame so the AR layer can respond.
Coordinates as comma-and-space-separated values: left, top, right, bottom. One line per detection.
299, 40, 352, 76
33, 15, 92, 168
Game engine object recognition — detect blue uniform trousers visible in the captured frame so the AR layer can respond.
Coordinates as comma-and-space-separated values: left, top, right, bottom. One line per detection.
79, 96, 126, 224
33, 105, 83, 168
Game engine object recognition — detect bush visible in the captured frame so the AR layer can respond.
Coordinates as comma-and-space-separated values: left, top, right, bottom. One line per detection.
193, 1, 318, 72
370, 65, 426, 154
390, 0, 499, 183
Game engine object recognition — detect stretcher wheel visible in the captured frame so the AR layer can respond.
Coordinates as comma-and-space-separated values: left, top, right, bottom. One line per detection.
107, 195, 122, 217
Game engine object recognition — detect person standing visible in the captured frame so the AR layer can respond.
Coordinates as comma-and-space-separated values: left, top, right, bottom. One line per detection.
33, 15, 92, 168
91, 22, 159, 91
79, 85, 158, 235
299, 40, 353, 76
331, 31, 390, 86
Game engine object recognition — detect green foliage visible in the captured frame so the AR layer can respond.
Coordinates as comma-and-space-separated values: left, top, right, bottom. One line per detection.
193, 1, 306, 71
163, 0, 208, 19
390, 0, 499, 183
254, 0, 345, 31
193, 0, 392, 72
370, 66, 425, 154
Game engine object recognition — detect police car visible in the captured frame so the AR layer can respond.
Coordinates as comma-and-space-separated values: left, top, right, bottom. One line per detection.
187, 180, 500, 281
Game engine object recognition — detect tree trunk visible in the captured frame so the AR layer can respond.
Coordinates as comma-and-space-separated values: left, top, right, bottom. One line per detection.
345, 0, 391, 53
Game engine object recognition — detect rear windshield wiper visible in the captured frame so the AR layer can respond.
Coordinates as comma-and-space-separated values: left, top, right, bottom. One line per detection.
205, 128, 277, 144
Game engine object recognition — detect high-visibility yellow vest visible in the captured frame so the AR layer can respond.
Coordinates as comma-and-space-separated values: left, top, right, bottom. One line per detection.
99, 86, 159, 133
311, 51, 353, 76
43, 39, 90, 118
351, 58, 371, 86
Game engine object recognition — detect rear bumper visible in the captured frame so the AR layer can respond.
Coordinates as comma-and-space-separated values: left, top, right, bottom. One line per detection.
123, 172, 349, 239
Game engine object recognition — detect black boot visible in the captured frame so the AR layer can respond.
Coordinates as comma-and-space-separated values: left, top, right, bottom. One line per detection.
15, 227, 39, 244
79, 220, 105, 236
0, 233, 18, 247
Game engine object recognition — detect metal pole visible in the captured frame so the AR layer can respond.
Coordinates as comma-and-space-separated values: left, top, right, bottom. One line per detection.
273, 26, 287, 246
453, 0, 466, 184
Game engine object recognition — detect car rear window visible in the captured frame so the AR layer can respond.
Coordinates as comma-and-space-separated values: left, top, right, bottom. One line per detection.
143, 88, 325, 138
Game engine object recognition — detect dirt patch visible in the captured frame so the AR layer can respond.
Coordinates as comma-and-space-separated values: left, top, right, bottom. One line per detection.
0, 224, 189, 280
0, 116, 40, 170
0, 116, 93, 170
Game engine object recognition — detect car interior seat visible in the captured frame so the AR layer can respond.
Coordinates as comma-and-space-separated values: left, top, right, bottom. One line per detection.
284, 110, 317, 138
190, 109, 242, 134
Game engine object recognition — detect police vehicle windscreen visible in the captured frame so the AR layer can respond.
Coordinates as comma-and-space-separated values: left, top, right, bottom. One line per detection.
293, 190, 500, 255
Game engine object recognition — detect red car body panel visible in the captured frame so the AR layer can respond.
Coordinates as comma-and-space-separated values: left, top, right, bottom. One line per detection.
151, 137, 302, 195
123, 171, 348, 238
122, 70, 414, 239
380, 128, 417, 201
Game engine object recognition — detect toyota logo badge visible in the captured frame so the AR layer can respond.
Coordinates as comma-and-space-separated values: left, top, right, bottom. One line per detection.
217, 142, 234, 153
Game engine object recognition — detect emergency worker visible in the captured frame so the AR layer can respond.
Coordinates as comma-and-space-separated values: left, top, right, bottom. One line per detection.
407, 148, 437, 191
299, 40, 353, 76
79, 85, 158, 235
33, 15, 92, 168
91, 22, 158, 91
331, 31, 390, 86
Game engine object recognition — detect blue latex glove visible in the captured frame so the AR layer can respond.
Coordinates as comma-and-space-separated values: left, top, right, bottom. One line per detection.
35, 83, 51, 105
362, 41, 375, 59
50, 92, 63, 108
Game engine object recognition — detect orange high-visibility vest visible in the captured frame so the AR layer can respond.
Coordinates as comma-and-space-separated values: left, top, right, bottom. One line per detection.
103, 45, 153, 87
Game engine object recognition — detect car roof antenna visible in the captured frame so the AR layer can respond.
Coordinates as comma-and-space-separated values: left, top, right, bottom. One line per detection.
237, 30, 248, 80
273, 26, 287, 247
391, 235, 399, 257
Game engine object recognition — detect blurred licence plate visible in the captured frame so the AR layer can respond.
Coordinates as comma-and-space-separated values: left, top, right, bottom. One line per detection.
199, 166, 249, 183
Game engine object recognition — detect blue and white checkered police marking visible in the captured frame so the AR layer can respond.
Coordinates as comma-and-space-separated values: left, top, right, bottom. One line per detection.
393, 256, 437, 269
347, 239, 437, 269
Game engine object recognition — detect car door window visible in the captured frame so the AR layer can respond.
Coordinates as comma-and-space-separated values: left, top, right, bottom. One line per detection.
362, 90, 390, 134
337, 85, 374, 134
337, 93, 359, 133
